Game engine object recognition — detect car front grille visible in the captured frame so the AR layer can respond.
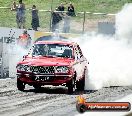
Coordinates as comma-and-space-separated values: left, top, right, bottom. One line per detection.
30, 66, 55, 74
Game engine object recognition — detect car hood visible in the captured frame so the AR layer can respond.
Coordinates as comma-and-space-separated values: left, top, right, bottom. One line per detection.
18, 56, 74, 66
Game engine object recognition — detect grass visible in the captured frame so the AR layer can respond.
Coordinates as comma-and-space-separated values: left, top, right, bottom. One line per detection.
1, 0, 132, 13
0, 0, 132, 31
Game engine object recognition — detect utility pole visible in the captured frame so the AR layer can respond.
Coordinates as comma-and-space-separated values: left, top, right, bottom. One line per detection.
49, 0, 53, 31
82, 11, 86, 34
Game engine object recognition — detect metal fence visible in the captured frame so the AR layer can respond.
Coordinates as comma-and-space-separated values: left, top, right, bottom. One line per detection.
0, 7, 115, 34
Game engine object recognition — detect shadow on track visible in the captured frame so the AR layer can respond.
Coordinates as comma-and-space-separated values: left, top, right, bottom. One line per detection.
22, 86, 97, 95
23, 86, 68, 94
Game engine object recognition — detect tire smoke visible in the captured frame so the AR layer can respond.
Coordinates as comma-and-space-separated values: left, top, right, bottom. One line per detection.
71, 4, 132, 90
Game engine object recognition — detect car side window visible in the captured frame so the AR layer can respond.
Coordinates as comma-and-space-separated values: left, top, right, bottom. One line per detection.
74, 46, 81, 60
77, 45, 83, 58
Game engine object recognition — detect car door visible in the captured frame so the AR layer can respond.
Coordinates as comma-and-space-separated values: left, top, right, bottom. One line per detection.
77, 45, 87, 78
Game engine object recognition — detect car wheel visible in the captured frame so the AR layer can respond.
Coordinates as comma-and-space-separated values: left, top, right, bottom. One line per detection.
67, 78, 75, 94
17, 78, 25, 91
76, 79, 84, 91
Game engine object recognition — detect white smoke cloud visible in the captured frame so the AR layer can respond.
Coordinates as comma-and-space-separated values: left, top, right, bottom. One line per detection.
76, 34, 132, 90
8, 43, 29, 77
116, 3, 132, 43
71, 4, 132, 90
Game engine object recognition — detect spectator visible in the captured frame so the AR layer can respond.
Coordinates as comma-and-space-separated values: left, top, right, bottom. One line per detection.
11, 0, 26, 29
63, 13, 70, 33
11, 1, 17, 11
58, 3, 65, 11
51, 8, 62, 32
31, 5, 40, 31
17, 29, 31, 49
67, 3, 75, 16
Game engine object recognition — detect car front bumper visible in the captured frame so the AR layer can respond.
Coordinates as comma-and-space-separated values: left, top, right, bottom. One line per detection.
17, 73, 73, 86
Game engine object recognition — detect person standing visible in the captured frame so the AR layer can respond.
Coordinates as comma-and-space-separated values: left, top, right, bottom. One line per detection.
58, 3, 65, 11
63, 13, 70, 33
11, 1, 17, 11
67, 3, 75, 16
51, 8, 62, 32
17, 29, 31, 49
11, 0, 26, 29
17, 0, 26, 28
31, 5, 40, 31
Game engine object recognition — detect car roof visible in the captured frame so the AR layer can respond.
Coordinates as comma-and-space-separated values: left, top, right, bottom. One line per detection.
35, 41, 77, 46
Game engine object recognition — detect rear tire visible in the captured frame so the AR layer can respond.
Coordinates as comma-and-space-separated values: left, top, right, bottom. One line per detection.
76, 68, 87, 91
17, 78, 25, 91
76, 78, 85, 91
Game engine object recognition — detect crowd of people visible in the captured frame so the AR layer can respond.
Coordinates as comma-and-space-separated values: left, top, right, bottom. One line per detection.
51, 2, 75, 32
11, 0, 76, 33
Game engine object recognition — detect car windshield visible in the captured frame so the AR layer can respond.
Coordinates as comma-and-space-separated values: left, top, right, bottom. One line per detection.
31, 44, 73, 58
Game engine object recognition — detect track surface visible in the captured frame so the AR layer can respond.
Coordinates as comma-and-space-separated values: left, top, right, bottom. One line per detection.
0, 78, 132, 116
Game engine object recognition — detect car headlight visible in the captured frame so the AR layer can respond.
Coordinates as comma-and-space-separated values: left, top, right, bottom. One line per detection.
16, 64, 31, 72
55, 66, 69, 73
16, 64, 23, 71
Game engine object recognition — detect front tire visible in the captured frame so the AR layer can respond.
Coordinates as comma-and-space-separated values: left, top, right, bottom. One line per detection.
33, 85, 41, 90
17, 78, 25, 91
67, 78, 75, 94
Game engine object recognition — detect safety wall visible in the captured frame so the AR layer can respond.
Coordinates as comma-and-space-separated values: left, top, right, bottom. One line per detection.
0, 27, 34, 78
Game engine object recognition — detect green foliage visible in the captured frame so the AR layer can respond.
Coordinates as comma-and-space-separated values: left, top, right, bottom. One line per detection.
0, 0, 131, 29
0, 0, 130, 12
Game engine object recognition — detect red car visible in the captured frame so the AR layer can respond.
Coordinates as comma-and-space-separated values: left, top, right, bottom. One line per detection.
16, 41, 88, 93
